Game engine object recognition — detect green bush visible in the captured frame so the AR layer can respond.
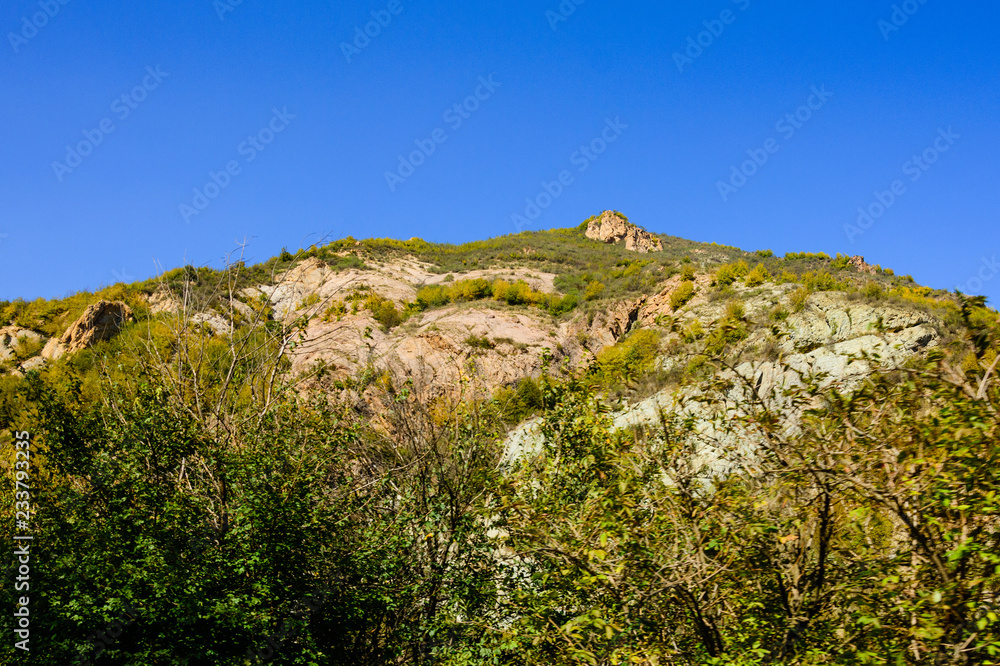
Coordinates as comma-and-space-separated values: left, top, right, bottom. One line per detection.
670, 282, 695, 310
714, 260, 750, 286
744, 264, 772, 287
584, 281, 605, 301
790, 286, 811, 312
591, 329, 661, 385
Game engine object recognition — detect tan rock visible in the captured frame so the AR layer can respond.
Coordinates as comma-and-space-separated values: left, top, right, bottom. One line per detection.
56, 301, 134, 355
585, 211, 663, 253
849, 255, 878, 275
0, 327, 43, 362
148, 286, 181, 314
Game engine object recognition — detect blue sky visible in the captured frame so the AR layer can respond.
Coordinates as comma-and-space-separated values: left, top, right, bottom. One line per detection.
1, 0, 998, 303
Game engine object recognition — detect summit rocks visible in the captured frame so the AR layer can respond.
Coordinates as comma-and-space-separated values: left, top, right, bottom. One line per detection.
585, 211, 663, 253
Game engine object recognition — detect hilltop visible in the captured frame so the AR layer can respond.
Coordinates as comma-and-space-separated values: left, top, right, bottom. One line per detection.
0, 210, 985, 411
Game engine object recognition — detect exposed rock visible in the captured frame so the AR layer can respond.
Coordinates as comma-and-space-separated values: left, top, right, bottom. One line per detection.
192, 312, 232, 337
849, 256, 878, 275
0, 327, 44, 362
585, 211, 663, 253
148, 286, 181, 314
288, 305, 568, 395
47, 301, 135, 360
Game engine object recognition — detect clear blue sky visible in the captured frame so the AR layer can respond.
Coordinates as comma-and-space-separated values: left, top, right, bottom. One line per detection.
1, 0, 998, 304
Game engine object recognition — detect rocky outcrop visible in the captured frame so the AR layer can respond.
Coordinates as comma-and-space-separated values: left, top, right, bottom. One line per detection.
586, 211, 663, 253
42, 301, 134, 360
0, 327, 43, 363
849, 256, 878, 275
148, 286, 181, 314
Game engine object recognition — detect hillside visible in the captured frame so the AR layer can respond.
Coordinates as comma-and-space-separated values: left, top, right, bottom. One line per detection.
2, 212, 1000, 665
0, 211, 978, 401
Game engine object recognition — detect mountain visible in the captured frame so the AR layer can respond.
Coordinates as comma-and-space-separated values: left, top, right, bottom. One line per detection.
2, 212, 999, 664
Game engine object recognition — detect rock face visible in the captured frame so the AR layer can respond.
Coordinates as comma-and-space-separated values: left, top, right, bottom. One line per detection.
43, 301, 134, 360
849, 256, 878, 275
586, 211, 663, 253
0, 327, 43, 362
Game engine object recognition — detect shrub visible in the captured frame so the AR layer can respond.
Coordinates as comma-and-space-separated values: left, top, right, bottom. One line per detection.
681, 265, 696, 282
416, 285, 450, 309
714, 260, 750, 286
831, 253, 852, 270
754, 249, 775, 258
682, 319, 704, 343
464, 335, 494, 350
670, 282, 695, 310
365, 294, 403, 330
744, 264, 772, 287
705, 318, 749, 356
863, 282, 884, 300
592, 329, 661, 385
548, 293, 578, 316
725, 301, 745, 322
790, 286, 811, 312
298, 293, 321, 309
584, 281, 606, 301
804, 271, 839, 292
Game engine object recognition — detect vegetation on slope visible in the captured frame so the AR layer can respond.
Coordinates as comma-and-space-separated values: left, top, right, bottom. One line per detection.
1, 217, 999, 664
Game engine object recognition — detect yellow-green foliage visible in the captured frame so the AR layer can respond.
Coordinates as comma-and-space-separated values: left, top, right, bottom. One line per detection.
299, 293, 321, 309
890, 286, 960, 314
784, 251, 831, 261
322, 300, 347, 322
0, 283, 148, 337
862, 282, 884, 300
364, 293, 403, 330
803, 270, 841, 292
777, 270, 798, 284
713, 260, 750, 286
681, 265, 696, 282
790, 286, 811, 312
705, 309, 749, 355
744, 264, 771, 287
682, 319, 704, 343
584, 281, 606, 301
670, 282, 695, 310
415, 277, 576, 315
592, 329, 661, 385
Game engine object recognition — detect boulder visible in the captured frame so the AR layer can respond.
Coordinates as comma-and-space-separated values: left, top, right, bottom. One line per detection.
585, 211, 663, 253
